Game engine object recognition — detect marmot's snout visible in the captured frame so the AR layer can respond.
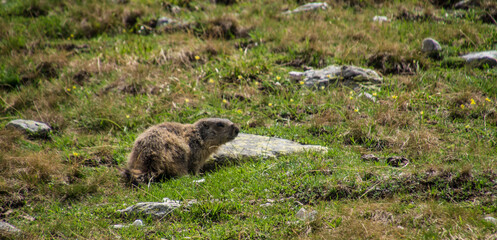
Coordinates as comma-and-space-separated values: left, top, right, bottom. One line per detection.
231, 124, 240, 138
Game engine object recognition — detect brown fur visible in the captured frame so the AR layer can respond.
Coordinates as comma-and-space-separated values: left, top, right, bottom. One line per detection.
124, 118, 239, 184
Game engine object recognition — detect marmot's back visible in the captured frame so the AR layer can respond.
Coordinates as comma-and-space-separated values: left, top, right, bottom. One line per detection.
124, 118, 239, 184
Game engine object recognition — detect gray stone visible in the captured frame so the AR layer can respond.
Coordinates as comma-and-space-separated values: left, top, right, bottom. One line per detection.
211, 133, 328, 162
118, 198, 182, 218
289, 65, 382, 89
461, 51, 497, 68
283, 2, 328, 14
118, 198, 198, 218
422, 38, 442, 52
0, 221, 21, 238
6, 119, 51, 138
296, 208, 318, 221
155, 17, 191, 32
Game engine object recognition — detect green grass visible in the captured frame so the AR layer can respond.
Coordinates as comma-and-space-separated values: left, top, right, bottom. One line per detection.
2, 0, 497, 239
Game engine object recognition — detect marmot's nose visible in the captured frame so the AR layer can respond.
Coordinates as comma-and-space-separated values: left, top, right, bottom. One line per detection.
233, 125, 240, 135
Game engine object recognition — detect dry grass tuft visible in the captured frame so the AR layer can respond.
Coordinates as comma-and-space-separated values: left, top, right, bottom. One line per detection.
368, 53, 423, 75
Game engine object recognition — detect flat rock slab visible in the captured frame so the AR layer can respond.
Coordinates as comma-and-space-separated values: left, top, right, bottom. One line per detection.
118, 198, 183, 218
212, 133, 328, 161
6, 119, 51, 138
289, 65, 382, 89
461, 51, 497, 68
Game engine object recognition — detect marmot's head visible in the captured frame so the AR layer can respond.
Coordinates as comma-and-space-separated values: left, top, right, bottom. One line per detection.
195, 118, 239, 147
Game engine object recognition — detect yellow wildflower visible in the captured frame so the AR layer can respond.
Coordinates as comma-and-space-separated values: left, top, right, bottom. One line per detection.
290, 99, 294, 102
238, 75, 243, 80
254, 82, 259, 86
299, 81, 305, 85
320, 86, 325, 90
67, 88, 71, 92
465, 125, 470, 129
372, 92, 377, 96
72, 86, 76, 89
194, 55, 200, 60
460, 104, 465, 109
185, 98, 190, 103
126, 115, 130, 119
349, 96, 354, 100
222, 99, 227, 104
70, 34, 74, 38
391, 95, 398, 99
327, 75, 331, 78
72, 152, 79, 157
208, 78, 215, 83
354, 108, 359, 112
236, 109, 242, 114
470, 98, 476, 105
420, 111, 424, 115
276, 76, 281, 81
485, 97, 491, 102
268, 103, 273, 107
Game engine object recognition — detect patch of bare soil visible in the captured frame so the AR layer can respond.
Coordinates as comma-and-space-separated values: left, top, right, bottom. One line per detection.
199, 16, 250, 40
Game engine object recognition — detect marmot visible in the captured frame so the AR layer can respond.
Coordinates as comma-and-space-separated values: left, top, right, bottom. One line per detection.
123, 118, 239, 184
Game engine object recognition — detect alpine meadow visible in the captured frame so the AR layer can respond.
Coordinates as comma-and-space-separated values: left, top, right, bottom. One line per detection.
2, 0, 497, 239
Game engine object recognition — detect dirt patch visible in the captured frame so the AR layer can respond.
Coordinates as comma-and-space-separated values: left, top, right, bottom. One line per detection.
367, 53, 422, 75
343, 127, 391, 151
276, 48, 328, 69
198, 16, 250, 40
72, 70, 92, 85
395, 7, 440, 21
480, 9, 497, 24
122, 9, 142, 29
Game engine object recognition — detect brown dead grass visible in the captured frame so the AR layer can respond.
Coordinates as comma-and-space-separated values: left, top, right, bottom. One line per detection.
0, 129, 73, 211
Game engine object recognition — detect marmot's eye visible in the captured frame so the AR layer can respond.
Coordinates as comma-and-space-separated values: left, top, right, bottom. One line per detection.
216, 122, 225, 128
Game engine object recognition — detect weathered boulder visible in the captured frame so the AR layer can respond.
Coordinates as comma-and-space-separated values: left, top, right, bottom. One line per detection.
283, 2, 328, 14
211, 133, 327, 162
289, 65, 382, 89
421, 38, 442, 52
6, 119, 51, 138
0, 221, 21, 239
118, 198, 197, 218
461, 51, 497, 68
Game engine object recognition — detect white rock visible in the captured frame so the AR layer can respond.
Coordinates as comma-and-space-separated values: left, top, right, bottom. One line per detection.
461, 51, 497, 68
192, 178, 205, 183
373, 16, 389, 23
283, 2, 328, 14
296, 208, 318, 221
132, 219, 144, 226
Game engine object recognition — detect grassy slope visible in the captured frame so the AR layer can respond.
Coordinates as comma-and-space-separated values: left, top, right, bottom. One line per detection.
1, 0, 497, 239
